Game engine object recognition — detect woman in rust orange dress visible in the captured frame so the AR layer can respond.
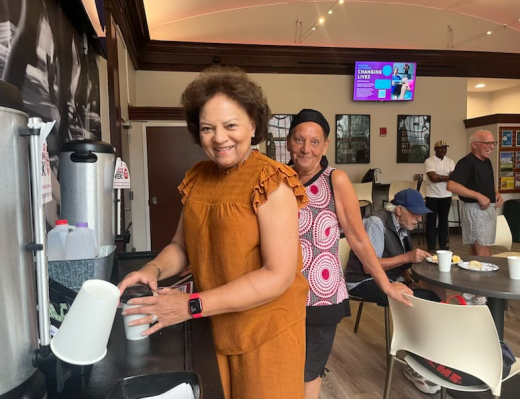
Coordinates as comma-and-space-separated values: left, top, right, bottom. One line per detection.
118, 66, 309, 398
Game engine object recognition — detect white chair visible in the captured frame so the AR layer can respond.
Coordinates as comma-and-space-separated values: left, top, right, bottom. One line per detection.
493, 215, 513, 253
338, 237, 351, 274
383, 181, 417, 208
352, 182, 373, 216
383, 294, 520, 399
341, 237, 390, 356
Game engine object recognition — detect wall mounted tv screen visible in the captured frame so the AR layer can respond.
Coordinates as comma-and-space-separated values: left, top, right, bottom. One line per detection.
353, 61, 417, 101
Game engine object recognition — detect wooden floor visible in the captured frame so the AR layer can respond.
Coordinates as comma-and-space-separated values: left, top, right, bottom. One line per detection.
320, 233, 520, 399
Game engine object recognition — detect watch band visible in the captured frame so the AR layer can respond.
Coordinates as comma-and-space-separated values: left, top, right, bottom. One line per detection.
189, 293, 203, 319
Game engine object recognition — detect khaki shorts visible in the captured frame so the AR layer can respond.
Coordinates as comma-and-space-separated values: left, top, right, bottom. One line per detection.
460, 202, 496, 246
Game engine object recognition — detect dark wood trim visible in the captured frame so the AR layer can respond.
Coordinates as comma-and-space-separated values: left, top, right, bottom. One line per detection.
136, 40, 520, 78
128, 106, 185, 121
105, 0, 149, 69
464, 114, 520, 128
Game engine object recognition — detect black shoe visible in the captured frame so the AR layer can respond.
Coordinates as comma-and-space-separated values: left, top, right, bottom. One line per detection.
427, 248, 436, 253
439, 246, 450, 251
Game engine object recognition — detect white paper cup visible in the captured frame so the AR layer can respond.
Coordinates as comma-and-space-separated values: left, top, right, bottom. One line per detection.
51, 279, 119, 365
436, 250, 453, 272
507, 256, 520, 280
122, 303, 150, 340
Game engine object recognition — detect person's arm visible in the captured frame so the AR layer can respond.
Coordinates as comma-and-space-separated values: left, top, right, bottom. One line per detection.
447, 180, 490, 210
123, 181, 303, 334
118, 214, 190, 293
332, 171, 412, 305
496, 191, 504, 208
426, 171, 449, 183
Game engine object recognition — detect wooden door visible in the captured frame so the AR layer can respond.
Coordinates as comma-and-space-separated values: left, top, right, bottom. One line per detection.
146, 126, 208, 252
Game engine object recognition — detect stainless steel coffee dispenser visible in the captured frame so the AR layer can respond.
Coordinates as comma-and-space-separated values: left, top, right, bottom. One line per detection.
59, 140, 116, 247
0, 81, 46, 398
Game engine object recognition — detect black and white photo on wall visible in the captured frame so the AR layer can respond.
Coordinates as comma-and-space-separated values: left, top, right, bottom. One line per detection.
0, 0, 102, 225
266, 114, 294, 164
396, 115, 431, 163
335, 114, 370, 164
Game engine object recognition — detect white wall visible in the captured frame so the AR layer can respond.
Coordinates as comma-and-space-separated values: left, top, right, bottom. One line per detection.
491, 86, 520, 114
128, 71, 468, 250
467, 92, 491, 119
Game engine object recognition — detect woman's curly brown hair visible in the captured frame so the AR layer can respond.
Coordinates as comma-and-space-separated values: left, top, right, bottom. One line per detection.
181, 65, 271, 146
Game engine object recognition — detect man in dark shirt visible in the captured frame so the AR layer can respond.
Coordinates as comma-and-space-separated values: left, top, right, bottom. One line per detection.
447, 130, 504, 256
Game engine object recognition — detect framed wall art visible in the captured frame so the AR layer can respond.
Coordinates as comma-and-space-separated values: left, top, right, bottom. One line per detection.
266, 114, 294, 164
396, 115, 431, 163
498, 127, 520, 193
335, 114, 370, 164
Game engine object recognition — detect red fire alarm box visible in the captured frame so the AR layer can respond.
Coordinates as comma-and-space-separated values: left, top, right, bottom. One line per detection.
380, 127, 387, 137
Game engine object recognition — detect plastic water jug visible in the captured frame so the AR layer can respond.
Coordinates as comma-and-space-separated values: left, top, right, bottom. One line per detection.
65, 222, 97, 260
47, 219, 71, 261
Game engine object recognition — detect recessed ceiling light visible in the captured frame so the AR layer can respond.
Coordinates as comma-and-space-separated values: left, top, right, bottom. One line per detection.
328, 9, 333, 15
487, 30, 492, 35
475, 84, 486, 88
339, 0, 345, 4
319, 17, 325, 24
312, 27, 317, 31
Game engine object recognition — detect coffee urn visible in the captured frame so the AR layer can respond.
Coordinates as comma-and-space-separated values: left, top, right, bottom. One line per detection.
59, 140, 116, 247
0, 82, 46, 398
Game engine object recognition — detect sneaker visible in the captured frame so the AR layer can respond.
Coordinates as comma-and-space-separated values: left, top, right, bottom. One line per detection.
403, 367, 441, 394
462, 293, 487, 306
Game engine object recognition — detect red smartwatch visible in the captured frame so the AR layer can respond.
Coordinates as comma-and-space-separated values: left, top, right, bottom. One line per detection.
188, 293, 203, 319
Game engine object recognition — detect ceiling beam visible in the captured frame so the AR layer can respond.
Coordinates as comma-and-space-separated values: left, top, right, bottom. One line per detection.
464, 114, 520, 129
136, 40, 520, 79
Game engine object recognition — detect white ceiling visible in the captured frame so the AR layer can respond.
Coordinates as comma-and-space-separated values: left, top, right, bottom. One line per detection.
142, 0, 520, 53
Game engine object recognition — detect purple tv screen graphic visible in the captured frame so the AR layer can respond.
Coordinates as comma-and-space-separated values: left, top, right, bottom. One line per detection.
353, 61, 417, 101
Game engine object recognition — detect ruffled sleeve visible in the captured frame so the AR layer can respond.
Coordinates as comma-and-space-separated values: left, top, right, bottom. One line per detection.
252, 163, 308, 214
178, 161, 204, 204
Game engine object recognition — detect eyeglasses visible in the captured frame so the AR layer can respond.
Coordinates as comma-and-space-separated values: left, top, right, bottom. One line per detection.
474, 141, 497, 147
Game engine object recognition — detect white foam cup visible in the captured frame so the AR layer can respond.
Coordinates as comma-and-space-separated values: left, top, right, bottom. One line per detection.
436, 250, 453, 272
50, 279, 119, 365
122, 303, 150, 340
507, 256, 520, 280
120, 284, 154, 340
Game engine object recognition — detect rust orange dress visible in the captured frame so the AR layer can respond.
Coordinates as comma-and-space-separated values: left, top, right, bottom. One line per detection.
179, 150, 309, 399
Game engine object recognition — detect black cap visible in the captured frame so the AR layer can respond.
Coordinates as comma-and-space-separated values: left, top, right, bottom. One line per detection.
289, 109, 330, 137
121, 285, 153, 303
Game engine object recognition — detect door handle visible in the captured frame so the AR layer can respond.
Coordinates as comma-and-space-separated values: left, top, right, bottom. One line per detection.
150, 196, 162, 205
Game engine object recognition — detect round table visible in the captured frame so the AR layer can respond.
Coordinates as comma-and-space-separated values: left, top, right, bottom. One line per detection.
413, 256, 520, 340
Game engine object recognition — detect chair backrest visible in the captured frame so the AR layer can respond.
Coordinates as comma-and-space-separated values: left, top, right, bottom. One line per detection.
388, 294, 503, 393
388, 181, 417, 202
338, 237, 351, 273
352, 182, 373, 204
419, 181, 426, 199
493, 215, 512, 251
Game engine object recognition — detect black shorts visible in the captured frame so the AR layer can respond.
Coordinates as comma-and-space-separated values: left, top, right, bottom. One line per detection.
304, 323, 338, 382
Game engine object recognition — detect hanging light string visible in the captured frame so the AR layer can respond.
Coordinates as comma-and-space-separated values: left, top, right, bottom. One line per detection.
298, 0, 344, 43
451, 18, 520, 48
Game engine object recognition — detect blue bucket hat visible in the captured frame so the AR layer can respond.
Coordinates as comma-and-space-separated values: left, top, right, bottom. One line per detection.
391, 188, 432, 214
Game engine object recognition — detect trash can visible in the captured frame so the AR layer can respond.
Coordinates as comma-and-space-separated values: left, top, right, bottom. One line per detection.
503, 199, 520, 243
59, 140, 116, 247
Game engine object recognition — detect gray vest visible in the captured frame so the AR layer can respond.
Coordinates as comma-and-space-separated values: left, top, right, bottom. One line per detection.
345, 209, 412, 283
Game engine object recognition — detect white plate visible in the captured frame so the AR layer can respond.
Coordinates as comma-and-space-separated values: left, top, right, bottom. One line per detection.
457, 261, 499, 272
426, 257, 462, 265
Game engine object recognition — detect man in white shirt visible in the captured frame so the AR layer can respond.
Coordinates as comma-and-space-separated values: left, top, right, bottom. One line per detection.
424, 140, 455, 252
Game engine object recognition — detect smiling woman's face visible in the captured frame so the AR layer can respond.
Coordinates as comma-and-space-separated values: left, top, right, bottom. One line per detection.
287, 121, 329, 177
199, 94, 255, 170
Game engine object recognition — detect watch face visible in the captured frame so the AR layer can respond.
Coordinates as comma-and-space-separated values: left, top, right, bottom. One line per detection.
189, 298, 202, 315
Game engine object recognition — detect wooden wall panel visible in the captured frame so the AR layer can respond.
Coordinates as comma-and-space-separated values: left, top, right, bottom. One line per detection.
464, 114, 520, 129
128, 106, 184, 121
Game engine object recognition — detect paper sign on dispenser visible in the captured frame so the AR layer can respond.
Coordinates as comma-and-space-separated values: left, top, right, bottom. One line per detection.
113, 157, 130, 189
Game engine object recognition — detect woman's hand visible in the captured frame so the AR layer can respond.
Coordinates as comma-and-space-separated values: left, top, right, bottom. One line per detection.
383, 282, 413, 307
118, 264, 160, 295
121, 289, 191, 336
